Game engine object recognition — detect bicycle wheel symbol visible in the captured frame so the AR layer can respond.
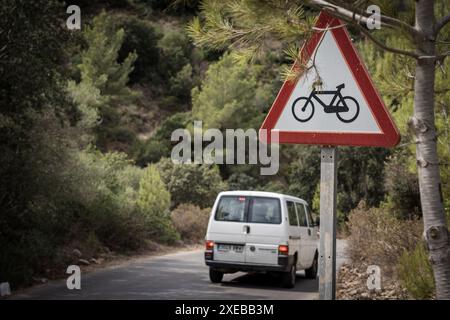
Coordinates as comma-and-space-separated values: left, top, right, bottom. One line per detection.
292, 97, 315, 122
336, 96, 359, 123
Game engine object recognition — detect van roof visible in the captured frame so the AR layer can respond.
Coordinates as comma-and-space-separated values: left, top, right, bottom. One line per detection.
217, 190, 307, 204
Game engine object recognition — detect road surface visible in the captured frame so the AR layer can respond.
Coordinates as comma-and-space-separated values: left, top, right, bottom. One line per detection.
12, 240, 348, 300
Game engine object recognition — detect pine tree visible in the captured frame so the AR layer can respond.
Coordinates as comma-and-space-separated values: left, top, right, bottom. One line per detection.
68, 12, 139, 131
191, 53, 258, 129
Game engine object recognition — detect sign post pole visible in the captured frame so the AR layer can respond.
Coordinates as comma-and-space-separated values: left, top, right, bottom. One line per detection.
318, 147, 338, 300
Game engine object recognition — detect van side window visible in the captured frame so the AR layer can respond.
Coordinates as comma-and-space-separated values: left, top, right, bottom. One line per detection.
215, 196, 246, 222
296, 203, 308, 227
249, 198, 281, 224
305, 205, 314, 227
287, 201, 298, 226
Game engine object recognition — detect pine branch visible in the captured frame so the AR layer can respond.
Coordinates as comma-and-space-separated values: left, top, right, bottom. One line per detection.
307, 0, 419, 37
305, 1, 420, 59
355, 23, 419, 59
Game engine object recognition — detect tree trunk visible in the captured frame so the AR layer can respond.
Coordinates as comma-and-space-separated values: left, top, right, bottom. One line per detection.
412, 0, 450, 299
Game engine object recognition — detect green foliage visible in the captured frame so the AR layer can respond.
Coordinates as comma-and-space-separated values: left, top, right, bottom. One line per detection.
384, 153, 422, 219
138, 165, 179, 243
287, 146, 321, 205
0, 0, 74, 285
78, 12, 138, 102
169, 64, 195, 102
261, 180, 288, 194
337, 147, 391, 215
0, 0, 70, 116
227, 173, 259, 191
74, 149, 149, 250
398, 243, 435, 299
114, 14, 161, 83
158, 30, 192, 77
67, 11, 140, 150
187, 0, 313, 61
192, 53, 259, 129
138, 165, 171, 214
359, 30, 449, 218
135, 112, 192, 165
157, 158, 228, 208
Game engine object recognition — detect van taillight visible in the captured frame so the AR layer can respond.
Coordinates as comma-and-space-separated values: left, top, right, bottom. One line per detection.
206, 240, 214, 250
278, 245, 289, 255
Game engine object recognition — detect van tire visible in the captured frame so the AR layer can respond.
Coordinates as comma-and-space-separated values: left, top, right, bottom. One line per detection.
305, 253, 318, 279
281, 264, 296, 288
209, 268, 224, 283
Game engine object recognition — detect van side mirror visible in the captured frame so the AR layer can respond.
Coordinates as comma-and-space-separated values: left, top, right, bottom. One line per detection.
315, 216, 320, 227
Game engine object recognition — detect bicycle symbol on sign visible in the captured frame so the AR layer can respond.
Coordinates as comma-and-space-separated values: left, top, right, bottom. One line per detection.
291, 83, 360, 123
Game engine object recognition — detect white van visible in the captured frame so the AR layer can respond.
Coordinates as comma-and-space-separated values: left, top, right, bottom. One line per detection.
204, 191, 319, 288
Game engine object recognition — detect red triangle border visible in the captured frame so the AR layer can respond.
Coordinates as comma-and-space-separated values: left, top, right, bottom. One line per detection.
259, 11, 400, 147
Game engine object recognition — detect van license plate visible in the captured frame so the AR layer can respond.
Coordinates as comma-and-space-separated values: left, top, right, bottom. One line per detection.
217, 244, 243, 253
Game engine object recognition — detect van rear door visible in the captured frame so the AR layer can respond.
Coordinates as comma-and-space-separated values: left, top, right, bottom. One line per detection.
208, 196, 248, 263
295, 202, 313, 268
244, 197, 283, 266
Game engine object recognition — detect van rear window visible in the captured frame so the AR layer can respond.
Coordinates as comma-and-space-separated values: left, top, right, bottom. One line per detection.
214, 196, 281, 224
249, 198, 281, 224
215, 196, 247, 222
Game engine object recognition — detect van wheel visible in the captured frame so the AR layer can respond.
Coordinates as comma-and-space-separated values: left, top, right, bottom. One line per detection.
305, 253, 318, 279
281, 264, 296, 288
209, 268, 224, 283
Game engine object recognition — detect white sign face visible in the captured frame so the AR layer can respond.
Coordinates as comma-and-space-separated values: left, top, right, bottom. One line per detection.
273, 30, 381, 134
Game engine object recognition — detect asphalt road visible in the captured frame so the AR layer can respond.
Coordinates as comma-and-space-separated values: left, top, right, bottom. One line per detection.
12, 240, 348, 300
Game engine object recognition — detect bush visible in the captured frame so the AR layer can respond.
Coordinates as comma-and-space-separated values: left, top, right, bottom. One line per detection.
170, 204, 210, 242
74, 149, 149, 250
114, 14, 161, 83
191, 53, 259, 129
398, 242, 435, 299
138, 165, 180, 244
228, 173, 259, 191
287, 147, 320, 205
155, 29, 193, 87
384, 154, 421, 219
156, 158, 228, 208
168, 63, 194, 103
346, 201, 422, 276
134, 112, 192, 166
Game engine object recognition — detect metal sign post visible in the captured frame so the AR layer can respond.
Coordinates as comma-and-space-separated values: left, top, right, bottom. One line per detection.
318, 147, 338, 300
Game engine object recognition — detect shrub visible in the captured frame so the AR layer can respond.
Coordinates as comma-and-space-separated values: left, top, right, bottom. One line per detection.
114, 14, 161, 83
156, 158, 228, 209
398, 242, 435, 299
157, 29, 191, 78
384, 154, 421, 219
170, 204, 211, 242
191, 53, 259, 129
138, 165, 180, 244
134, 112, 192, 166
168, 63, 194, 103
261, 180, 288, 194
75, 149, 149, 250
346, 201, 422, 276
228, 173, 259, 191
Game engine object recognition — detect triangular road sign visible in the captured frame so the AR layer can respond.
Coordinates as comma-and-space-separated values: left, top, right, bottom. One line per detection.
260, 11, 400, 147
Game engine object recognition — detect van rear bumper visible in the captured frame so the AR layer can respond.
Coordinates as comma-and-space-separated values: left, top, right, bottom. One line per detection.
205, 255, 294, 273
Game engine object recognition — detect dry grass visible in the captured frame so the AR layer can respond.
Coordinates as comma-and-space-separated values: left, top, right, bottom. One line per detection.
346, 201, 423, 277
170, 203, 211, 243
